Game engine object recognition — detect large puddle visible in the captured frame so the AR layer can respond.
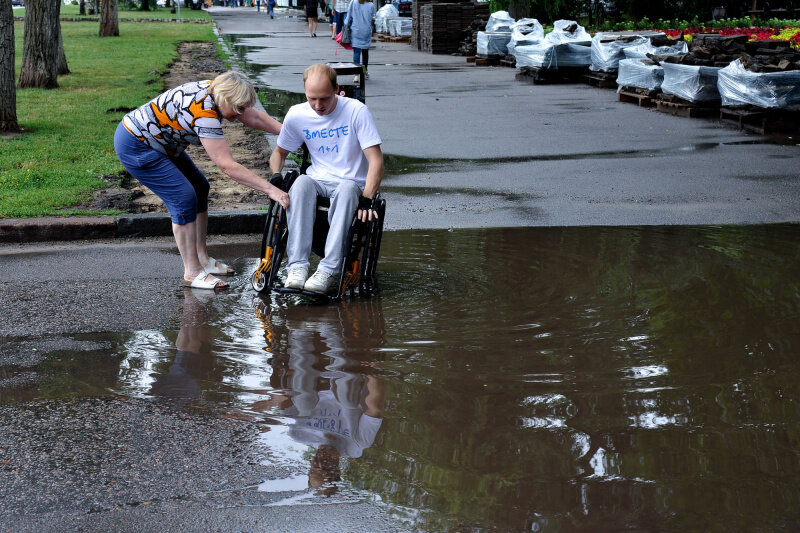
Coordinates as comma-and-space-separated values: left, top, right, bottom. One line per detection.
3, 225, 800, 530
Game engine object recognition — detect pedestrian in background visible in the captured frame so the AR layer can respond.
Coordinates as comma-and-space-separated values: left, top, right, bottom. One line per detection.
344, 0, 375, 79
334, 0, 350, 37
268, 0, 275, 18
305, 0, 319, 37
328, 0, 336, 39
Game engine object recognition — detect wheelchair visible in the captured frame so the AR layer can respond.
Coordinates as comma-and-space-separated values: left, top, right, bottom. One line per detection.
251, 61, 382, 300
250, 172, 386, 300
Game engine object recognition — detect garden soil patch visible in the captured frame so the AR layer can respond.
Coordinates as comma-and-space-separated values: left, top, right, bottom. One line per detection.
93, 41, 272, 214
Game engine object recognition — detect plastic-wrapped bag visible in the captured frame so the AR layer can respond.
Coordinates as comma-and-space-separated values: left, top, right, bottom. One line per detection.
718, 59, 800, 108
617, 58, 664, 90
544, 20, 591, 45
590, 33, 649, 72
374, 4, 399, 35
555, 42, 592, 67
486, 10, 515, 33
623, 40, 688, 60
507, 18, 544, 56
513, 42, 556, 69
477, 31, 512, 56
661, 63, 722, 102
388, 18, 412, 37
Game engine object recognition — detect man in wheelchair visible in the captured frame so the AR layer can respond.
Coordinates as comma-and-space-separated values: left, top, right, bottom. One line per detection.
269, 64, 384, 295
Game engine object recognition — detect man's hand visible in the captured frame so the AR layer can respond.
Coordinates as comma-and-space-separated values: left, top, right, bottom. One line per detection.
357, 195, 378, 223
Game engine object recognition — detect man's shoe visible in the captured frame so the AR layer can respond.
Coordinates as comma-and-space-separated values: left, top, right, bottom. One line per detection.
284, 266, 308, 289
304, 269, 338, 294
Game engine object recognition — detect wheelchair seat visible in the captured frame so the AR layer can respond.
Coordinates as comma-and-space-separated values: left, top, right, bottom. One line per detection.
251, 170, 386, 300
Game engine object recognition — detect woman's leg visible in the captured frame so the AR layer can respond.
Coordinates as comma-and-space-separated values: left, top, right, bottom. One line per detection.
330, 10, 336, 37
113, 123, 225, 286
362, 47, 369, 72
353, 47, 361, 65
312, 17, 318, 36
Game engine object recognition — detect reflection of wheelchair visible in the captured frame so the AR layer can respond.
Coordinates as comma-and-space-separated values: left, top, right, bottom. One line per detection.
250, 172, 386, 300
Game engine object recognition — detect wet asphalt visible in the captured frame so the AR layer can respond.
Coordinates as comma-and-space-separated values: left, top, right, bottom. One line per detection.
1, 6, 799, 532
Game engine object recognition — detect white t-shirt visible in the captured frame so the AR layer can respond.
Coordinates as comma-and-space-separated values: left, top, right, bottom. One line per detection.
277, 96, 382, 188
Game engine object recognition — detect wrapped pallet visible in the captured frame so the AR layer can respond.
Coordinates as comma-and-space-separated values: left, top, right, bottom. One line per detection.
388, 18, 412, 37
661, 63, 722, 102
507, 18, 544, 56
375, 4, 399, 35
617, 58, 664, 91
477, 31, 512, 56
486, 10, 514, 32
512, 19, 591, 69
623, 40, 688, 60
590, 33, 649, 72
718, 59, 800, 109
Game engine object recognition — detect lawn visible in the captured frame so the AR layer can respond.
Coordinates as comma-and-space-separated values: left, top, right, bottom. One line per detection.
0, 20, 215, 218
14, 4, 212, 21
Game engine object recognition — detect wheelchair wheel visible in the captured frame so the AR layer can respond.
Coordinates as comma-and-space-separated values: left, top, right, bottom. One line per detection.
252, 201, 287, 293
360, 197, 386, 292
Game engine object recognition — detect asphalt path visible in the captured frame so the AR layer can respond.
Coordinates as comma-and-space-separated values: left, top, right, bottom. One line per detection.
1, 7, 799, 532
211, 6, 800, 229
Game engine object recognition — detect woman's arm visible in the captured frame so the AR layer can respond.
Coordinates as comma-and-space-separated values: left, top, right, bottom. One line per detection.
200, 137, 289, 208
237, 107, 282, 135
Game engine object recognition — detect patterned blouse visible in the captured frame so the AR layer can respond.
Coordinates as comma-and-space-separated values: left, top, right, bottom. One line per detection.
122, 80, 224, 157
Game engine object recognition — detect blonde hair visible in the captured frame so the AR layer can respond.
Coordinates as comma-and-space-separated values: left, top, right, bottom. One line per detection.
303, 64, 337, 91
208, 71, 257, 114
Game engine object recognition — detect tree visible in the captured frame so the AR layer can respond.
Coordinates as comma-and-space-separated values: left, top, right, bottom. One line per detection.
57, 12, 70, 76
100, 0, 119, 37
79, 0, 86, 16
18, 0, 61, 89
139, 0, 152, 11
0, 0, 19, 132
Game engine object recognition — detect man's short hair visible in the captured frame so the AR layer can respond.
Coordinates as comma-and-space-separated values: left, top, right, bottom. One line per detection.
303, 64, 337, 90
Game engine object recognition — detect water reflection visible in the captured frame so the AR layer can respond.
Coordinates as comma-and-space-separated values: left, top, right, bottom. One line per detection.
252, 297, 387, 495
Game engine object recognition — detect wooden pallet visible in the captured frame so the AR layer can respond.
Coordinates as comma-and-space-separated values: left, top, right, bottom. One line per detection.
618, 90, 656, 108
655, 99, 719, 118
466, 55, 476, 63
377, 34, 411, 43
583, 71, 617, 89
719, 106, 800, 135
474, 54, 503, 66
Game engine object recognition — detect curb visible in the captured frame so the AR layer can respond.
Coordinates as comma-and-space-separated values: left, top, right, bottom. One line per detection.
0, 211, 267, 243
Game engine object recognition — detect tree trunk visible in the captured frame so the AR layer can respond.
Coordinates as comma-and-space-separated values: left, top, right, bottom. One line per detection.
79, 0, 86, 16
140, 0, 152, 11
507, 0, 531, 20
18, 0, 60, 89
0, 0, 20, 132
56, 10, 70, 76
100, 0, 119, 37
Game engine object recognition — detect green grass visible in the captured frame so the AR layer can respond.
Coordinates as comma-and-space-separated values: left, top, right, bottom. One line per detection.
0, 21, 215, 218
15, 4, 212, 21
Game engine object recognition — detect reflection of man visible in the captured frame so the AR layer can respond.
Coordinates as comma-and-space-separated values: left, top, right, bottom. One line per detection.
254, 299, 386, 491
270, 63, 384, 294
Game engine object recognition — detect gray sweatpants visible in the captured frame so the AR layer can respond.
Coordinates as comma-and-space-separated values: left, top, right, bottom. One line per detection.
286, 174, 361, 275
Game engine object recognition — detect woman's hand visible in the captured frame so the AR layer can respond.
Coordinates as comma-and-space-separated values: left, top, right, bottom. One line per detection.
268, 185, 290, 210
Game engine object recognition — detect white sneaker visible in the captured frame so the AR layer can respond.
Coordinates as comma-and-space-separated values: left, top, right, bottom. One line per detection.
284, 266, 308, 289
304, 269, 338, 294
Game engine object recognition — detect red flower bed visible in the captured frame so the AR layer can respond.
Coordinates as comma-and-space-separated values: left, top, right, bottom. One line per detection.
658, 26, 784, 40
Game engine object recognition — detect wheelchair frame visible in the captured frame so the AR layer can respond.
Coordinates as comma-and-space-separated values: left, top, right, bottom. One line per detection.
251, 171, 386, 300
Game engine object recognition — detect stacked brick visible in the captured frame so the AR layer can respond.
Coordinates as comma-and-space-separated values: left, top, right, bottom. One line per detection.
413, 1, 491, 55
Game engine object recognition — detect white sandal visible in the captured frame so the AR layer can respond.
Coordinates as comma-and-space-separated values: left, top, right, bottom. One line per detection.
205, 257, 234, 275
183, 271, 227, 290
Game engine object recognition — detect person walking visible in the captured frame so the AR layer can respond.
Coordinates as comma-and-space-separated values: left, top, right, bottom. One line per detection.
344, 0, 375, 79
328, 0, 336, 39
305, 0, 319, 37
267, 0, 275, 18
113, 71, 289, 290
333, 0, 350, 38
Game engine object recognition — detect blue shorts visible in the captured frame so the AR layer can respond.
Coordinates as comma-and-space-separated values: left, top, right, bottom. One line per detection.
113, 121, 209, 225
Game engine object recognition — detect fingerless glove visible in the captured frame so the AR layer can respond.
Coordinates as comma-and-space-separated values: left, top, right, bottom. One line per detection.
358, 195, 374, 210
